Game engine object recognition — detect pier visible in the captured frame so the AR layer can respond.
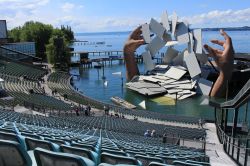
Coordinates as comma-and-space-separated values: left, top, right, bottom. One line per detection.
71, 50, 145, 68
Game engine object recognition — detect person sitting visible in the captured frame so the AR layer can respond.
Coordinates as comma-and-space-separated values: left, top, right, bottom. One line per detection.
123, 27, 234, 98
144, 130, 151, 137
151, 129, 156, 137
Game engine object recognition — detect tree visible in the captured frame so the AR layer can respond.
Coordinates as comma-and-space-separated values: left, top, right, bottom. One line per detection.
8, 21, 74, 66
46, 28, 71, 70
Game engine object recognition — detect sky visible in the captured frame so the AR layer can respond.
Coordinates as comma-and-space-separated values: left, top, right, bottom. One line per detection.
1, 0, 250, 32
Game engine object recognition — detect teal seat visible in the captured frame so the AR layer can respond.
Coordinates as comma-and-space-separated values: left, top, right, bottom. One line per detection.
0, 131, 20, 142
98, 164, 139, 166
172, 160, 202, 166
34, 147, 95, 166
61, 144, 99, 165
72, 142, 98, 152
186, 160, 210, 166
135, 154, 164, 166
102, 148, 128, 156
25, 137, 59, 151
0, 139, 32, 166
101, 152, 142, 166
149, 162, 173, 166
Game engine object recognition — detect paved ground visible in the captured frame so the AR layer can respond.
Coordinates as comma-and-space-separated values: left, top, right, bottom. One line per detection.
205, 123, 237, 166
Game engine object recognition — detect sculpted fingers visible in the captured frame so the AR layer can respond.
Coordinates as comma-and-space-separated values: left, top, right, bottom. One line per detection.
211, 39, 224, 46
130, 26, 142, 39
220, 29, 231, 45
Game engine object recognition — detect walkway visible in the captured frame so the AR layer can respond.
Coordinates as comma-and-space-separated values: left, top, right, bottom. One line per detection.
204, 123, 237, 166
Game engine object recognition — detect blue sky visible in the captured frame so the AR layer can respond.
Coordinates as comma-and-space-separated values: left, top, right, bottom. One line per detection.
1, 0, 250, 32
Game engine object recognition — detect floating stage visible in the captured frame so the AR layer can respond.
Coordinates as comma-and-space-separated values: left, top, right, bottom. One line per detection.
110, 96, 137, 109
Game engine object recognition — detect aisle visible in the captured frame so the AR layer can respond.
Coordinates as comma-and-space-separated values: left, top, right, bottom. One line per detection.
205, 123, 237, 166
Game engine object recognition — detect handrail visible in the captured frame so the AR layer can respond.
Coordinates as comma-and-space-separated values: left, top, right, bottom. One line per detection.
209, 79, 250, 109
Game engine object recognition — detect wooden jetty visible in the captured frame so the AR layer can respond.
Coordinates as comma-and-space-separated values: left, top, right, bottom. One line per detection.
70, 50, 145, 68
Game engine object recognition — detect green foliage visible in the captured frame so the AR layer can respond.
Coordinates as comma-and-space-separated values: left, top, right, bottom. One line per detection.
8, 21, 74, 66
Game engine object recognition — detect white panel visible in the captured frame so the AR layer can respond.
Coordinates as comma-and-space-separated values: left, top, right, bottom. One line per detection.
155, 65, 168, 69
197, 78, 213, 96
183, 50, 201, 78
172, 12, 178, 35
142, 51, 155, 72
161, 11, 170, 31
159, 79, 177, 85
176, 83, 193, 89
152, 75, 171, 81
193, 29, 203, 54
142, 76, 160, 83
146, 36, 166, 56
188, 32, 194, 53
165, 40, 178, 46
149, 18, 166, 38
141, 23, 151, 44
178, 92, 196, 100
163, 84, 179, 89
178, 90, 192, 95
170, 79, 191, 85
167, 89, 183, 94
164, 66, 186, 80
176, 22, 189, 44
0, 20, 7, 38
163, 47, 179, 64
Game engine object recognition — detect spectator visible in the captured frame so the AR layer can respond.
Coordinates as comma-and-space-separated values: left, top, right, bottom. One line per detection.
144, 130, 151, 137
151, 130, 156, 137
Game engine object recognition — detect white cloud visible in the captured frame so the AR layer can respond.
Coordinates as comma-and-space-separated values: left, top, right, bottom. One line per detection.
182, 8, 250, 28
61, 2, 75, 12
0, 0, 49, 10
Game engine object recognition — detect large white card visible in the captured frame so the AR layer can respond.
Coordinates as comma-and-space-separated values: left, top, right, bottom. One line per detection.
197, 78, 213, 96
188, 32, 194, 53
183, 50, 201, 78
193, 29, 203, 54
164, 66, 187, 80
161, 11, 170, 31
163, 47, 179, 64
176, 22, 189, 44
150, 18, 166, 38
142, 51, 155, 72
172, 12, 178, 36
146, 36, 166, 57
142, 23, 151, 44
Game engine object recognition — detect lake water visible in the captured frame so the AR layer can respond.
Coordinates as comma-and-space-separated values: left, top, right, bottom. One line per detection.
71, 30, 250, 121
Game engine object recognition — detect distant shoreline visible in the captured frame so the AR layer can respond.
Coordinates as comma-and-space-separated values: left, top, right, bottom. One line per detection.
202, 26, 250, 31
75, 26, 250, 35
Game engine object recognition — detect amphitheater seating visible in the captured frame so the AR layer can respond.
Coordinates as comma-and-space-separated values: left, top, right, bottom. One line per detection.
0, 108, 210, 166
0, 60, 47, 80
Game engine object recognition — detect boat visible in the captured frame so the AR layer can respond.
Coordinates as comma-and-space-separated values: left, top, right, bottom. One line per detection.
110, 96, 136, 109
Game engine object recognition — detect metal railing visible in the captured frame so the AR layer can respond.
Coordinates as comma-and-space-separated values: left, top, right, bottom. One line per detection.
216, 124, 250, 166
